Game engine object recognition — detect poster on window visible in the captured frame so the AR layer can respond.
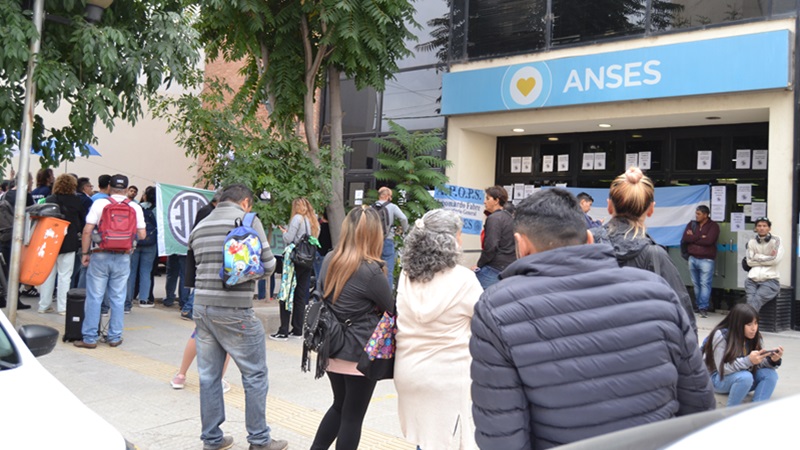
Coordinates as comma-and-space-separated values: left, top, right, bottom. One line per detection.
510, 157, 522, 173
730, 212, 746, 232
625, 153, 638, 169
557, 154, 569, 172
593, 152, 606, 170
514, 183, 525, 200
524, 185, 536, 198
736, 149, 751, 169
752, 150, 768, 170
638, 151, 651, 170
521, 156, 532, 173
542, 155, 554, 172
697, 150, 712, 170
750, 202, 767, 220
582, 153, 595, 170
737, 184, 752, 203
710, 204, 725, 222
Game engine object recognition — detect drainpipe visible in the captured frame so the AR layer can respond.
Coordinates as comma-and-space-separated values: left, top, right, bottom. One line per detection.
792, 12, 800, 330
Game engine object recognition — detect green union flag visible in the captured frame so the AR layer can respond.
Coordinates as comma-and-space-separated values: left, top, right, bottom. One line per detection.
155, 183, 214, 255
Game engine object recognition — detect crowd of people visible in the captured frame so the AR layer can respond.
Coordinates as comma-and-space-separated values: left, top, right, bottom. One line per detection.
6, 167, 788, 450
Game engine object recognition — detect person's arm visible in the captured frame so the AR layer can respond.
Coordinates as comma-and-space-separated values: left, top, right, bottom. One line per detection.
391, 204, 409, 234
282, 215, 302, 245
476, 214, 499, 268
672, 295, 716, 415
470, 297, 531, 449
366, 264, 394, 313
80, 223, 95, 266
712, 331, 753, 375
134, 204, 146, 240
681, 221, 698, 244
253, 216, 276, 277
693, 222, 720, 247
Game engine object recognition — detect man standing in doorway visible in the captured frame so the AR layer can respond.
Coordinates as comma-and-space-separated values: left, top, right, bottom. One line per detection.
744, 217, 783, 311
681, 205, 720, 318
373, 187, 408, 289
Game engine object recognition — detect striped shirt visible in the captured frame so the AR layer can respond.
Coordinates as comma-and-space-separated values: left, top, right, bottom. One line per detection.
188, 202, 275, 308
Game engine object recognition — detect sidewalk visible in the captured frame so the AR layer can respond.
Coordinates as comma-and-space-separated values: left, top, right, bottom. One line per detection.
14, 283, 800, 449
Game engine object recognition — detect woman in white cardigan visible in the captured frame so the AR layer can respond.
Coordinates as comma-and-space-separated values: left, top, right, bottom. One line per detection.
394, 209, 484, 450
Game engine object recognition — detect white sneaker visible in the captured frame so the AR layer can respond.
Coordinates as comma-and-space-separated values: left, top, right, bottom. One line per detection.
222, 379, 231, 394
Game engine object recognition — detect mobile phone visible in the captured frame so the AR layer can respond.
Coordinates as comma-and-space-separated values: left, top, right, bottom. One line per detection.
760, 348, 779, 355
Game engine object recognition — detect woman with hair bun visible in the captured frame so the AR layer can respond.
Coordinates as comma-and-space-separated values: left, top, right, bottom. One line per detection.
394, 209, 483, 449
591, 167, 698, 335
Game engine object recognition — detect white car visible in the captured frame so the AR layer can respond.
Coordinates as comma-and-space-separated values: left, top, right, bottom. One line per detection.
0, 309, 134, 449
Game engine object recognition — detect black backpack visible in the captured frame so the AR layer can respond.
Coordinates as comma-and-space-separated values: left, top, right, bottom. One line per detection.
302, 287, 346, 379
0, 198, 13, 243
138, 207, 158, 247
291, 219, 318, 270
371, 200, 392, 236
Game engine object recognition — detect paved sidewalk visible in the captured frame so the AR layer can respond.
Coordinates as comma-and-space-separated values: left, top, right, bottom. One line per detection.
13, 283, 800, 449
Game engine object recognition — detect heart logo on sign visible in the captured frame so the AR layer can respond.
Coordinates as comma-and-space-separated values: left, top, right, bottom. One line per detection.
516, 78, 536, 97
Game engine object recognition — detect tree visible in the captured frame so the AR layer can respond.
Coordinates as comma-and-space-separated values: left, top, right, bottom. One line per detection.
0, 0, 201, 167
371, 121, 451, 222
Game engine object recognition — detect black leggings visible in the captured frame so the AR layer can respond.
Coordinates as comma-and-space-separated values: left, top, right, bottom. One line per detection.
310, 372, 378, 450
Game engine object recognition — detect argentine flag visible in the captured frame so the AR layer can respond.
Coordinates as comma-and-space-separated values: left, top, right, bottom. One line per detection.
560, 185, 710, 247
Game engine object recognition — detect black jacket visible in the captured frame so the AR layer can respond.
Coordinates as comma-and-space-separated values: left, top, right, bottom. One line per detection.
470, 244, 714, 450
592, 218, 698, 336
45, 193, 86, 254
317, 254, 394, 362
477, 209, 516, 270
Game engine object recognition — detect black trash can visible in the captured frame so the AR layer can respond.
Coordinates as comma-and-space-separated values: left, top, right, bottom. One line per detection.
63, 288, 86, 342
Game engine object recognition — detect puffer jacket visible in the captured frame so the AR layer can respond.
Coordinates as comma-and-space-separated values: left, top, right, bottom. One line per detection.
745, 234, 783, 282
592, 217, 697, 336
470, 244, 714, 450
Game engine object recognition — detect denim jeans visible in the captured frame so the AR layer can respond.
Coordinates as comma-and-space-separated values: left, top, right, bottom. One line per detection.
193, 305, 272, 447
182, 289, 195, 315
38, 252, 75, 313
476, 265, 501, 289
381, 238, 395, 290
83, 252, 131, 344
127, 245, 158, 302
688, 256, 714, 311
745, 278, 781, 311
712, 368, 778, 406
165, 254, 188, 307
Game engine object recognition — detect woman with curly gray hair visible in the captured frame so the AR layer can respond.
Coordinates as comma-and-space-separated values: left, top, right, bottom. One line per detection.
394, 209, 483, 449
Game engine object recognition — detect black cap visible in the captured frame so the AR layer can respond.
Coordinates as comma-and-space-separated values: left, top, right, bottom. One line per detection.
110, 174, 128, 189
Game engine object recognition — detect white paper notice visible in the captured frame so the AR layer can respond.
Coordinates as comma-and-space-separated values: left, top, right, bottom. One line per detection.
697, 150, 712, 170
638, 151, 651, 170
625, 153, 638, 169
751, 202, 767, 220
710, 204, 725, 222
594, 153, 606, 170
582, 153, 595, 170
737, 184, 752, 203
542, 155, 554, 173
711, 186, 726, 205
354, 189, 363, 205
510, 157, 522, 173
524, 185, 536, 198
730, 213, 746, 232
557, 154, 569, 172
513, 183, 525, 200
752, 150, 768, 170
743, 204, 752, 216
736, 149, 751, 169
555, 183, 568, 188
521, 156, 532, 173
503, 185, 514, 199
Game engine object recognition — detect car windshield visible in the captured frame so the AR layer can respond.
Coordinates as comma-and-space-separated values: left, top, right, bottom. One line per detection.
0, 320, 20, 369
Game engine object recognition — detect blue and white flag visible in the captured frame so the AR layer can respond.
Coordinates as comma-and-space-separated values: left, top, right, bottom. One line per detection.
555, 185, 710, 246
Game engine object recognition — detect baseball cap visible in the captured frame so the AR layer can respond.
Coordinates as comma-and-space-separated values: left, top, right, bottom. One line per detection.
110, 174, 129, 189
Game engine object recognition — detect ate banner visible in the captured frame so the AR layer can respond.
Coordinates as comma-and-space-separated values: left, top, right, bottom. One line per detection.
155, 183, 214, 256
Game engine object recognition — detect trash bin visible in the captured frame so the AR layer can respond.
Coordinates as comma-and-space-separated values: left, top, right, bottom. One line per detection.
19, 203, 69, 286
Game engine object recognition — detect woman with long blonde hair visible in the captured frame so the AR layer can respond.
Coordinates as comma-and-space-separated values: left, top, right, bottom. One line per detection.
311, 207, 394, 450
270, 197, 321, 340
591, 167, 697, 334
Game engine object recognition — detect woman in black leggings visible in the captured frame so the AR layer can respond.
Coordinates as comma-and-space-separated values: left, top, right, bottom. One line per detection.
310, 207, 394, 450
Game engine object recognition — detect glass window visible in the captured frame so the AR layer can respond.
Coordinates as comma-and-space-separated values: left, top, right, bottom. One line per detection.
467, 0, 547, 58
582, 140, 617, 173
540, 142, 572, 173
773, 0, 798, 15
346, 140, 379, 171
625, 139, 664, 172
399, 0, 450, 69
732, 135, 769, 171
381, 68, 444, 131
674, 136, 722, 171
656, 0, 769, 31
339, 79, 379, 135
552, 0, 646, 46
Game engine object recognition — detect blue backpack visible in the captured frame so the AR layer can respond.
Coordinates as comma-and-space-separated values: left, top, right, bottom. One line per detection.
138, 207, 158, 247
219, 213, 265, 287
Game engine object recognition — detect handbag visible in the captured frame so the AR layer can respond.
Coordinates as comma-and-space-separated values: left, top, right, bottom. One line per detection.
302, 289, 346, 379
356, 311, 396, 380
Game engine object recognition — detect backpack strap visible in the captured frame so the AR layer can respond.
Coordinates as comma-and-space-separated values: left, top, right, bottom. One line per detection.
242, 212, 256, 228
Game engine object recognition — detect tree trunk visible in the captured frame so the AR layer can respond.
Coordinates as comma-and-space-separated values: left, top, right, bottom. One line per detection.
326, 66, 346, 246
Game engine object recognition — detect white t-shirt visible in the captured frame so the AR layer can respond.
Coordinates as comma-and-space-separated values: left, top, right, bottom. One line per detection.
86, 194, 146, 243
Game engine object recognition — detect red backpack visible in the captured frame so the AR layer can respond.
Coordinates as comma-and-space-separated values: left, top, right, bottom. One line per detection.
98, 198, 137, 252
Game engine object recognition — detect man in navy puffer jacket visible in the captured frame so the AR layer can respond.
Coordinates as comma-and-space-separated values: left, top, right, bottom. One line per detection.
470, 189, 714, 450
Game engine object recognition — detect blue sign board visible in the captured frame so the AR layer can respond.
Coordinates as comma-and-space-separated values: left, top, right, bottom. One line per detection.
441, 30, 791, 115
434, 184, 485, 235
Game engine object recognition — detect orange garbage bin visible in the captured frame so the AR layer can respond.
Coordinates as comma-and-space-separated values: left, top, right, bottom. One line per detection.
19, 204, 70, 286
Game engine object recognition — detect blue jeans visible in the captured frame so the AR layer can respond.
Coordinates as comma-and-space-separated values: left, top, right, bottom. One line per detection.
83, 252, 131, 344
194, 305, 272, 447
165, 254, 188, 307
381, 238, 395, 290
127, 245, 158, 302
712, 368, 778, 406
476, 265, 501, 289
688, 256, 714, 311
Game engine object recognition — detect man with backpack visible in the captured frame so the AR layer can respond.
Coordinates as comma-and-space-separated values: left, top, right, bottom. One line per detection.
373, 187, 408, 289
74, 174, 145, 349
188, 184, 286, 450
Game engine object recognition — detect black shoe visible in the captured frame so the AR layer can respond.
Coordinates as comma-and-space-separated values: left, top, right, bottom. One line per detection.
20, 287, 39, 297
700, 309, 708, 318
180, 310, 193, 321
269, 332, 288, 341
17, 302, 31, 310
